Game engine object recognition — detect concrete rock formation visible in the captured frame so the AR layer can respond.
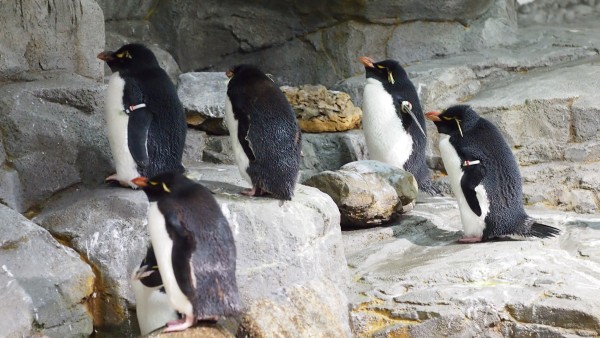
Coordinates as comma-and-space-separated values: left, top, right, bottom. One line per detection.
282, 85, 362, 133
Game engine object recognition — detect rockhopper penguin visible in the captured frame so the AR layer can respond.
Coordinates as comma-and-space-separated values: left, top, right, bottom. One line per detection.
98, 43, 186, 188
132, 172, 241, 332
359, 56, 436, 194
224, 64, 302, 200
131, 245, 179, 335
425, 105, 560, 242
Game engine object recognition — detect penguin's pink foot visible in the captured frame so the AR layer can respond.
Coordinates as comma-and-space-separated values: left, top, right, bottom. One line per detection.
106, 174, 139, 189
164, 315, 196, 332
458, 236, 483, 243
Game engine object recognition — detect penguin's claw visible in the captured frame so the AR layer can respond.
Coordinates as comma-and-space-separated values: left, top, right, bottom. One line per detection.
164, 315, 196, 332
457, 236, 483, 243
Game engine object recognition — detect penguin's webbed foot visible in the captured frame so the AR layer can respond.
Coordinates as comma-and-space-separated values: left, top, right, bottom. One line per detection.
105, 174, 139, 189
241, 187, 269, 197
457, 236, 483, 243
164, 315, 196, 332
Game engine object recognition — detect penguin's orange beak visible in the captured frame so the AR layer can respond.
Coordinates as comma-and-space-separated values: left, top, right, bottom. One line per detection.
97, 51, 114, 62
425, 111, 442, 122
131, 176, 149, 187
358, 56, 375, 68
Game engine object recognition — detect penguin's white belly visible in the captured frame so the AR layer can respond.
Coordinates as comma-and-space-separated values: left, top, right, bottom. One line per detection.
147, 202, 193, 317
362, 79, 413, 169
224, 97, 252, 185
105, 72, 140, 186
132, 278, 179, 335
439, 135, 489, 237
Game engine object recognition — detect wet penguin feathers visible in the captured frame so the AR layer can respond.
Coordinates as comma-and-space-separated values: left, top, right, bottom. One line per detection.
98, 43, 186, 186
134, 172, 241, 326
426, 105, 560, 241
359, 57, 436, 194
225, 64, 302, 200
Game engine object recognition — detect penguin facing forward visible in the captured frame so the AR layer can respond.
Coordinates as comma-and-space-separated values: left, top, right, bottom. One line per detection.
225, 64, 301, 200
131, 245, 179, 335
97, 43, 186, 188
359, 56, 436, 194
132, 173, 241, 332
425, 105, 560, 242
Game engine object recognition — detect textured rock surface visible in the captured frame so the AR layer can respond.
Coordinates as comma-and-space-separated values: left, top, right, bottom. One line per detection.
282, 85, 362, 133
0, 0, 104, 80
177, 72, 229, 127
0, 74, 113, 213
34, 187, 149, 338
146, 323, 234, 338
0, 204, 94, 338
346, 196, 600, 337
304, 161, 417, 227
518, 0, 600, 26
98, 0, 514, 86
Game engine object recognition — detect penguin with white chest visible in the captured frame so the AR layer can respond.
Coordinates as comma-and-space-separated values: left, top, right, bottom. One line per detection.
97, 44, 186, 188
359, 56, 436, 194
131, 245, 179, 335
224, 64, 302, 200
425, 105, 560, 242
132, 173, 241, 332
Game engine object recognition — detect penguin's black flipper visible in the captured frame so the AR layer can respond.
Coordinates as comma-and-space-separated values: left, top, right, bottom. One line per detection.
460, 161, 485, 217
128, 109, 152, 167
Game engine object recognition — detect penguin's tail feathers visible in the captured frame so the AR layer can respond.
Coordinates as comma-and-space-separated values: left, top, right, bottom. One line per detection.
529, 221, 561, 239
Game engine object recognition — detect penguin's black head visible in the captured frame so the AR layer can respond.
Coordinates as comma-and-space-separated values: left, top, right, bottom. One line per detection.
359, 56, 408, 88
97, 43, 160, 74
133, 246, 163, 288
425, 105, 480, 137
132, 172, 195, 201
226, 64, 268, 82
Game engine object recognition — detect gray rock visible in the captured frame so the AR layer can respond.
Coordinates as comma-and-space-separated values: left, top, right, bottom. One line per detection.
202, 135, 235, 165
177, 72, 229, 124
182, 128, 207, 167
0, 0, 104, 81
34, 187, 150, 338
0, 204, 94, 338
304, 160, 417, 227
301, 130, 368, 180
346, 197, 600, 336
0, 74, 113, 212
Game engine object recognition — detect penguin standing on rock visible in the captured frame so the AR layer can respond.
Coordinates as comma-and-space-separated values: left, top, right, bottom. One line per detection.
131, 245, 179, 335
425, 105, 560, 242
97, 43, 186, 188
224, 64, 302, 201
132, 173, 241, 332
359, 56, 436, 194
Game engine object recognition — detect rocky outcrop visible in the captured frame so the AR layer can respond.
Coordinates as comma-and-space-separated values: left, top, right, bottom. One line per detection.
97, 0, 516, 86
0, 74, 113, 213
177, 72, 228, 133
346, 197, 600, 337
282, 85, 362, 133
518, 0, 600, 26
305, 161, 418, 227
0, 0, 104, 81
0, 204, 94, 338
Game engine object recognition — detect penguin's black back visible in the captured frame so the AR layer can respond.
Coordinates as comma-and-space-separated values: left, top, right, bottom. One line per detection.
118, 44, 186, 177
446, 106, 557, 239
156, 175, 241, 317
375, 60, 435, 194
227, 65, 301, 200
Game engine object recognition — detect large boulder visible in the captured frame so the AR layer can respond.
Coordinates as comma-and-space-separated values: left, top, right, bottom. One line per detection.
0, 204, 94, 338
34, 187, 150, 338
0, 0, 104, 80
346, 197, 600, 337
0, 74, 113, 213
177, 72, 228, 133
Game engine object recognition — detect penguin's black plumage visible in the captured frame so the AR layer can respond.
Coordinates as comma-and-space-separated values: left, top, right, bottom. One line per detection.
359, 56, 436, 194
98, 44, 186, 188
131, 245, 179, 335
425, 105, 560, 242
133, 173, 241, 332
224, 64, 301, 200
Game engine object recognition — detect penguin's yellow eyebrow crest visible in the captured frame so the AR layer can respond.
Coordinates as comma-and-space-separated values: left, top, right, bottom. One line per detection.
162, 183, 171, 193
376, 65, 385, 69
116, 51, 132, 59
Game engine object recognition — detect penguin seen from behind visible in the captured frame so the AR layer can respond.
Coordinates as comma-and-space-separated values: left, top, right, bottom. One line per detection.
132, 172, 241, 332
225, 64, 302, 200
131, 245, 179, 335
425, 105, 560, 242
359, 56, 436, 194
98, 43, 186, 188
